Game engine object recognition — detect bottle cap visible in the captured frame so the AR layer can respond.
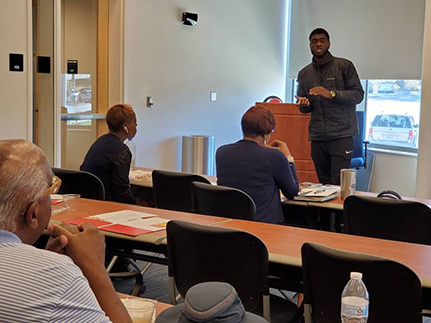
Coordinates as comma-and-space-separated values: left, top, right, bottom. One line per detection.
350, 272, 363, 279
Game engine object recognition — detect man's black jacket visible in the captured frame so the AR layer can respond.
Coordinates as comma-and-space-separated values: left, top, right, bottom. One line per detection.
297, 52, 364, 141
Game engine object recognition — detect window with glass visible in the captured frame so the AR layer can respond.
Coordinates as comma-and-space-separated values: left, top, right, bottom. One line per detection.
62, 74, 92, 126
291, 79, 421, 152
366, 80, 421, 151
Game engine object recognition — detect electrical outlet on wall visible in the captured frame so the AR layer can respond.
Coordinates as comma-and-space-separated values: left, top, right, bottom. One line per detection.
210, 91, 217, 102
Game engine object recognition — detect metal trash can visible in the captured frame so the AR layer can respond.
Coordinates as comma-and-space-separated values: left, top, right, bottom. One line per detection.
182, 135, 215, 175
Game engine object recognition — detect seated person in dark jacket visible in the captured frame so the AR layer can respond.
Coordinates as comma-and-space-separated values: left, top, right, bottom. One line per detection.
81, 103, 140, 205
216, 105, 299, 224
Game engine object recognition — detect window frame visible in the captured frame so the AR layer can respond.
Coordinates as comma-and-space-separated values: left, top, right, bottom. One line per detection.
365, 80, 420, 154
290, 79, 420, 155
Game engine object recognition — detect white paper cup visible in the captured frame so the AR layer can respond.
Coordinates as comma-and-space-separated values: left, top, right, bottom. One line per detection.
122, 298, 156, 323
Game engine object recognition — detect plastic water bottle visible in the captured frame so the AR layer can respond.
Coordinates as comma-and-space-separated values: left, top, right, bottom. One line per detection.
341, 272, 369, 323
126, 139, 136, 170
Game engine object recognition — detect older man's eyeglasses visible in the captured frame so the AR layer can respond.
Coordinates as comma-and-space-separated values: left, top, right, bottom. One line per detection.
20, 176, 62, 217
42, 175, 62, 196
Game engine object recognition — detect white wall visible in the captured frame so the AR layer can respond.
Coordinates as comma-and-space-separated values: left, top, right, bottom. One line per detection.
416, 0, 431, 198
370, 152, 417, 197
124, 0, 287, 170
0, 0, 31, 140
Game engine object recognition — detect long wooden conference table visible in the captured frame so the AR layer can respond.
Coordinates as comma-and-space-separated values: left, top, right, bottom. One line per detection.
51, 196, 431, 309
130, 167, 431, 211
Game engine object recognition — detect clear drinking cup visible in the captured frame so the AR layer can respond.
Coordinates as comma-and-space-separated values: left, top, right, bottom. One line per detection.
62, 194, 80, 211
122, 298, 156, 323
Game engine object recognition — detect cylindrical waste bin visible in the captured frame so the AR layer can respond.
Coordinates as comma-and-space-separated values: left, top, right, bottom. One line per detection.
182, 135, 215, 175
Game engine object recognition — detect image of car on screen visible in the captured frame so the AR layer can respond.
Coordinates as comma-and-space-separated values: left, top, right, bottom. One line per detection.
368, 114, 418, 147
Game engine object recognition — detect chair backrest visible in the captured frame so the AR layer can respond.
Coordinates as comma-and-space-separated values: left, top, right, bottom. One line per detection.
191, 181, 256, 220
52, 167, 105, 200
343, 195, 431, 245
166, 220, 269, 312
152, 170, 211, 213
301, 242, 422, 323
263, 95, 283, 103
350, 110, 366, 169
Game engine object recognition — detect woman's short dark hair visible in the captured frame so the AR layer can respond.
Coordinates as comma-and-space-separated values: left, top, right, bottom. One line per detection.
241, 106, 275, 137
106, 104, 135, 132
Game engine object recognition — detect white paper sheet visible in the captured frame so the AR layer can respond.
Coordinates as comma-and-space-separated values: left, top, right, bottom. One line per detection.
129, 170, 152, 183
298, 185, 340, 197
88, 210, 156, 223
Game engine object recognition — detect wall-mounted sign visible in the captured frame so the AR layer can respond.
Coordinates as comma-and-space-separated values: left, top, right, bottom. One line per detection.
9, 53, 24, 72
67, 60, 78, 74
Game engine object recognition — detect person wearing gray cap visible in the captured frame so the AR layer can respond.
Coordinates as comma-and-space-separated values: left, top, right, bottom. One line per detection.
156, 282, 268, 322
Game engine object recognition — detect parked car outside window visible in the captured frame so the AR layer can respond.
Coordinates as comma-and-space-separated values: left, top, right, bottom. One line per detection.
368, 114, 419, 147
78, 88, 92, 103
377, 80, 395, 93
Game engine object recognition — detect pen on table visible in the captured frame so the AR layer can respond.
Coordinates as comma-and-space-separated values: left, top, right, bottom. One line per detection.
313, 189, 325, 194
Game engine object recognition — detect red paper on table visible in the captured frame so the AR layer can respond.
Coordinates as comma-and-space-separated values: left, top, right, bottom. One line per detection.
63, 218, 111, 228
100, 224, 151, 236
51, 199, 63, 205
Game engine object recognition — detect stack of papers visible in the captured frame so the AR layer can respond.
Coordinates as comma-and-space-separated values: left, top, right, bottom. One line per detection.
63, 210, 169, 236
129, 170, 152, 186
300, 182, 324, 189
294, 185, 340, 202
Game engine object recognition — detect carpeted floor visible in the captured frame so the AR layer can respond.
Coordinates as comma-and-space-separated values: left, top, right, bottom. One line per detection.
113, 260, 170, 303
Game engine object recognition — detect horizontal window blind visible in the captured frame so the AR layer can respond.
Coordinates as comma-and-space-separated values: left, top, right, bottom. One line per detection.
289, 0, 425, 80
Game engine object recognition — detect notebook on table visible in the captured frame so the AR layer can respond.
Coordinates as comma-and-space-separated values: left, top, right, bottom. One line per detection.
294, 185, 340, 202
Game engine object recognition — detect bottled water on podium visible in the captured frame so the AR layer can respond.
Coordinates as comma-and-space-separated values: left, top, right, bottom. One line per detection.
126, 139, 136, 170
341, 272, 369, 323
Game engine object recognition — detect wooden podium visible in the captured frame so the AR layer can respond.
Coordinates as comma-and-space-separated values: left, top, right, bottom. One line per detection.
257, 102, 319, 183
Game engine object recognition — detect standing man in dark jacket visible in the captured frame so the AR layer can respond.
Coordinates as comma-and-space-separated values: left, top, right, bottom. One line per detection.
296, 28, 364, 185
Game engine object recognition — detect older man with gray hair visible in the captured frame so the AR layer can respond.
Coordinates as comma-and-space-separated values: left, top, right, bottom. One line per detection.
0, 140, 131, 322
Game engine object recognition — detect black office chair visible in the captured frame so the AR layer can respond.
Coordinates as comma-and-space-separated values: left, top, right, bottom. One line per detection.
301, 242, 422, 323
191, 181, 255, 220
152, 170, 211, 213
52, 167, 105, 200
263, 95, 283, 103
350, 110, 369, 169
166, 220, 302, 323
343, 195, 431, 245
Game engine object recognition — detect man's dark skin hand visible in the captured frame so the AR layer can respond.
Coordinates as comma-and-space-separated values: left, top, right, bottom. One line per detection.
309, 86, 332, 99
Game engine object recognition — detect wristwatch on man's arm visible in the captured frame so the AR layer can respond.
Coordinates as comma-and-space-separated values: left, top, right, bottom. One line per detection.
330, 90, 337, 99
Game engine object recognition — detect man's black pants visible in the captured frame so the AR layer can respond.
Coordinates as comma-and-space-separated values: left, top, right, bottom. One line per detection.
311, 137, 353, 185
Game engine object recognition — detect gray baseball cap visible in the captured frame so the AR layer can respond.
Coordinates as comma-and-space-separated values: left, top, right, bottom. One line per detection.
156, 282, 268, 323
